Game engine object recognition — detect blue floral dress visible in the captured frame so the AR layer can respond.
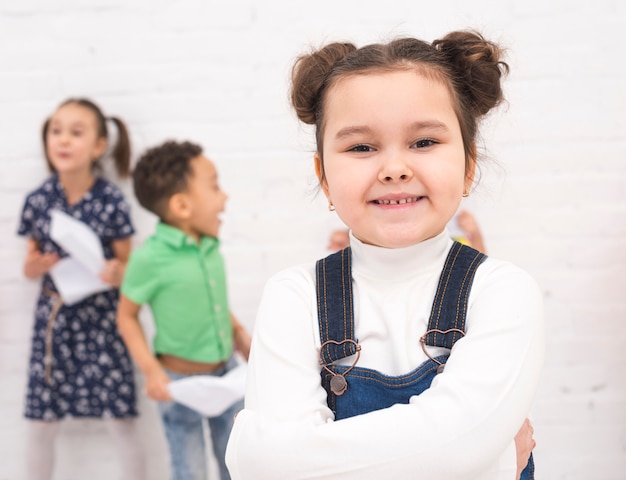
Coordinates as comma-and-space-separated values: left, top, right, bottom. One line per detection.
18, 174, 138, 420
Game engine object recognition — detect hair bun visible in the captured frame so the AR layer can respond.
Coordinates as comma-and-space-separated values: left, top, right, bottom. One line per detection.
291, 42, 357, 125
433, 30, 509, 117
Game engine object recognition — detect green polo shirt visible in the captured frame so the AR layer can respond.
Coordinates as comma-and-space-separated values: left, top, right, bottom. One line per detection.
121, 222, 233, 363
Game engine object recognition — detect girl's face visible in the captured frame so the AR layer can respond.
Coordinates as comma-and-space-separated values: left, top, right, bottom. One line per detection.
318, 70, 473, 249
46, 103, 106, 176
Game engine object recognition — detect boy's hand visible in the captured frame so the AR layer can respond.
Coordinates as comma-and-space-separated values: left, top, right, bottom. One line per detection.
24, 240, 59, 279
234, 325, 252, 361
145, 366, 173, 402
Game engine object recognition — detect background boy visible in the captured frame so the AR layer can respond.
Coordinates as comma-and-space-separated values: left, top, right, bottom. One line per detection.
117, 140, 250, 480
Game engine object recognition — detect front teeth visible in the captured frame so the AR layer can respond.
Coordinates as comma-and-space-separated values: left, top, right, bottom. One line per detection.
376, 197, 420, 205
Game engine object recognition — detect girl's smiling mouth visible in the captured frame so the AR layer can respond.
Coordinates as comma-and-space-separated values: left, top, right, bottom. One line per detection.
372, 196, 423, 205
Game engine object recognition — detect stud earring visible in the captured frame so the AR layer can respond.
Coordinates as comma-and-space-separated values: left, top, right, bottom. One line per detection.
328, 201, 335, 212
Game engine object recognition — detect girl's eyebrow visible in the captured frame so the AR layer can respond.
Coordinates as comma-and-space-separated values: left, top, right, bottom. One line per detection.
335, 120, 450, 140
408, 120, 450, 133
334, 125, 373, 140
49, 120, 88, 129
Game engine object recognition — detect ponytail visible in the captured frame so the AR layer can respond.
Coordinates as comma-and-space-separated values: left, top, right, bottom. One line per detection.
107, 116, 131, 178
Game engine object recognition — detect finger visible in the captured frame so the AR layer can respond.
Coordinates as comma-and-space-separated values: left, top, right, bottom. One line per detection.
42, 254, 58, 265
27, 250, 42, 261
27, 239, 39, 253
44, 255, 58, 265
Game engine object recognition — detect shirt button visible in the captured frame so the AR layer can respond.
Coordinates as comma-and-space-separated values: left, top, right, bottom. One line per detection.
214, 304, 222, 313
209, 279, 216, 288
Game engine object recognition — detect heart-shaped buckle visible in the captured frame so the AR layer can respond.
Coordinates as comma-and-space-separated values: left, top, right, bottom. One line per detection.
419, 328, 465, 374
319, 339, 361, 396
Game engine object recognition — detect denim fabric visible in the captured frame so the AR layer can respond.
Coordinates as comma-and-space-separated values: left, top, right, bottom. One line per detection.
316, 242, 534, 478
159, 357, 242, 480
520, 456, 535, 480
322, 355, 448, 418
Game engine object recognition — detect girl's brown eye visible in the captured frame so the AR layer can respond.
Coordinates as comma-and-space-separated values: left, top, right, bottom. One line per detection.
348, 144, 372, 153
412, 139, 437, 149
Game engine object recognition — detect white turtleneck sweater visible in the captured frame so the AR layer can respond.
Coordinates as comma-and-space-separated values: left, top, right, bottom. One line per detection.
226, 230, 545, 480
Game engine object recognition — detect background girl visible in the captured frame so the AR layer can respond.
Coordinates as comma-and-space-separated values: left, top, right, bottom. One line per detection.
17, 98, 146, 480
226, 31, 544, 479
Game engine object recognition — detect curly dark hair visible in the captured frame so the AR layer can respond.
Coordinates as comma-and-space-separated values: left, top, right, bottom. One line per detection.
132, 140, 203, 219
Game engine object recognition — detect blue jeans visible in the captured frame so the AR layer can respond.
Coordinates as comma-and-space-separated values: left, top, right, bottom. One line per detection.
158, 357, 243, 480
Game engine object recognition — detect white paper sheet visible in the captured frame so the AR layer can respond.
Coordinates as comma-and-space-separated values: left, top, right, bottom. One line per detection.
167, 363, 247, 417
50, 210, 106, 274
49, 209, 111, 305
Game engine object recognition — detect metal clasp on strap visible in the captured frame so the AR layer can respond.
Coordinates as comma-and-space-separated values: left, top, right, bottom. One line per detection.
319, 339, 361, 396
419, 328, 465, 374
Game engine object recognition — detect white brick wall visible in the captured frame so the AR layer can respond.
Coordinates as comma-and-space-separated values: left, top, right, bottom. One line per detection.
1, 0, 625, 478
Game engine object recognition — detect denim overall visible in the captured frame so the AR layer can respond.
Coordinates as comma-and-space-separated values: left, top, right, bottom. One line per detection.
316, 241, 534, 479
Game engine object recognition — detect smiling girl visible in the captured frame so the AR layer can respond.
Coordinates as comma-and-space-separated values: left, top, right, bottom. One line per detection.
226, 31, 545, 480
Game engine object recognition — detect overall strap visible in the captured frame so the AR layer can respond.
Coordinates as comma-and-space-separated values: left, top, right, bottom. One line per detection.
316, 247, 358, 364
423, 241, 487, 349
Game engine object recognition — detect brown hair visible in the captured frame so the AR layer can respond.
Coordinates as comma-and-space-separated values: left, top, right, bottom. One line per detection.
42, 97, 131, 177
290, 30, 509, 183
132, 140, 203, 220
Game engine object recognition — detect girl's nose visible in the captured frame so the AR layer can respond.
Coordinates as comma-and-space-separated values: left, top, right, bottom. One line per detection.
378, 152, 413, 183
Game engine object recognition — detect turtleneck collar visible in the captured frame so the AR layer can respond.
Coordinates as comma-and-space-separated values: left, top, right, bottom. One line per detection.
349, 229, 453, 283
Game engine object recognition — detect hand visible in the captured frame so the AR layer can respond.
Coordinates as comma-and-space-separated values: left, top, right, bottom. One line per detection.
144, 366, 173, 402
327, 229, 350, 252
456, 210, 486, 253
24, 240, 59, 279
514, 418, 536, 479
100, 258, 125, 287
456, 210, 480, 239
234, 325, 252, 361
